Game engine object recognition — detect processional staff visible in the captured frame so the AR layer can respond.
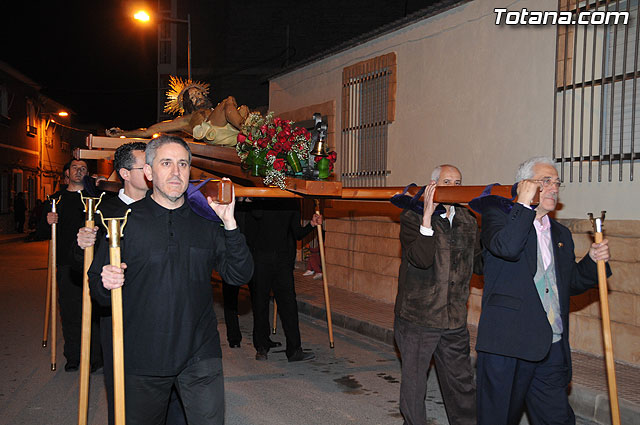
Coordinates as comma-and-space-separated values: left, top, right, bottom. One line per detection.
97, 209, 131, 425
588, 211, 620, 425
272, 300, 278, 335
42, 214, 53, 348
314, 199, 334, 348
45, 196, 60, 371
78, 192, 104, 425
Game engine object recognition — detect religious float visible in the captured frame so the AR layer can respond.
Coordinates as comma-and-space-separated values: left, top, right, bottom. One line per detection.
64, 77, 619, 425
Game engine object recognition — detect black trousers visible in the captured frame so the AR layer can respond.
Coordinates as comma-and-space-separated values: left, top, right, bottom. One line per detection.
15, 215, 25, 232
394, 317, 476, 425
477, 341, 575, 425
125, 357, 224, 425
57, 265, 102, 366
249, 258, 301, 358
101, 316, 187, 425
222, 282, 242, 345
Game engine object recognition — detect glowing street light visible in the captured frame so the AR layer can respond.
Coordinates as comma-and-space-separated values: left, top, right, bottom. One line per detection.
133, 10, 150, 22
58, 111, 69, 117
132, 9, 191, 79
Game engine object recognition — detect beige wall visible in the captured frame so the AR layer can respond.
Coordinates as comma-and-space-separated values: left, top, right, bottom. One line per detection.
270, 0, 637, 219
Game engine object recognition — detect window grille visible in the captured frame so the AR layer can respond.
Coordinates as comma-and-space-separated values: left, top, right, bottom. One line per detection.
159, 40, 171, 65
27, 177, 35, 210
44, 129, 53, 149
0, 173, 8, 214
554, 0, 640, 182
26, 99, 37, 136
341, 53, 396, 187
0, 85, 8, 118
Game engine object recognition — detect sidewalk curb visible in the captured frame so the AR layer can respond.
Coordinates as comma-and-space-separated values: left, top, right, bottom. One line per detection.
569, 383, 640, 425
296, 297, 640, 425
297, 299, 395, 346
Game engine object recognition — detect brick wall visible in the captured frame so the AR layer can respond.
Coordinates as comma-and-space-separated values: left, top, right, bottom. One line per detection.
322, 215, 640, 366
324, 215, 401, 304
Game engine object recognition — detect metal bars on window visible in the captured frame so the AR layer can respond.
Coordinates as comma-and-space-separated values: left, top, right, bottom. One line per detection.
341, 53, 396, 187
554, 0, 640, 182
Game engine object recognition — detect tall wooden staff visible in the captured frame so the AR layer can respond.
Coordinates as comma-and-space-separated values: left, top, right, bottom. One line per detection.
98, 209, 131, 425
272, 300, 278, 334
42, 234, 53, 348
588, 211, 620, 425
48, 196, 60, 370
78, 193, 104, 425
314, 199, 334, 348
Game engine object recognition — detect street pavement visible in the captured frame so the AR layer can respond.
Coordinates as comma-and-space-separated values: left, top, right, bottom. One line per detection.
0, 239, 447, 425
0, 239, 611, 424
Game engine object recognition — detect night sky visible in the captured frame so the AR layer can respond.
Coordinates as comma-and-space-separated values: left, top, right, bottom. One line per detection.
3, 0, 439, 132
4, 1, 158, 130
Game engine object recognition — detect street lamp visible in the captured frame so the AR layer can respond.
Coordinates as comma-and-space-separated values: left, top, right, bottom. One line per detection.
133, 10, 191, 80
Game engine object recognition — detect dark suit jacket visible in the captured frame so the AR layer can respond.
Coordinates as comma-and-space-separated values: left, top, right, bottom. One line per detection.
476, 203, 610, 378
244, 198, 314, 265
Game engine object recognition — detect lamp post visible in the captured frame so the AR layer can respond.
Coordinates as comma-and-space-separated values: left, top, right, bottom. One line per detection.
134, 10, 192, 80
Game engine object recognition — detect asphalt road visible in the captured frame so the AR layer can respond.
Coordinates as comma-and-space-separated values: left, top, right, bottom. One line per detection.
0, 239, 599, 425
220, 291, 447, 425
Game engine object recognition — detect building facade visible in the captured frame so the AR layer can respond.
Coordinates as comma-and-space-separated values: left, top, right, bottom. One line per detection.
268, 0, 640, 365
0, 62, 87, 233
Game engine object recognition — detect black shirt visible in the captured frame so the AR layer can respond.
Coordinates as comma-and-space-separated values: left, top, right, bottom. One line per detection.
88, 192, 253, 375
36, 189, 88, 269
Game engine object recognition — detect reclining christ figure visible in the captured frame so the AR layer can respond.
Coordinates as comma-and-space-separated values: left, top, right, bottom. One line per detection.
106, 76, 250, 146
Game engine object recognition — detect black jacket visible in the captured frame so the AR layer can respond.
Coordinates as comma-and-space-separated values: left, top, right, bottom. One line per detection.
88, 192, 253, 375
244, 198, 314, 265
477, 202, 610, 377
36, 190, 87, 270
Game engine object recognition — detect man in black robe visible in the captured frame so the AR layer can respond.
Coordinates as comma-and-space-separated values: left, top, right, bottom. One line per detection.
89, 135, 252, 424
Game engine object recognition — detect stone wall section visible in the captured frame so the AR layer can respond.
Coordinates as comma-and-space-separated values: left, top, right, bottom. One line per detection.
559, 219, 640, 365
323, 216, 401, 304
322, 216, 640, 366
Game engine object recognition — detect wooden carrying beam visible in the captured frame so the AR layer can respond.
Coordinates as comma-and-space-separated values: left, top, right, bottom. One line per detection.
340, 185, 520, 203
198, 181, 533, 205
83, 135, 533, 204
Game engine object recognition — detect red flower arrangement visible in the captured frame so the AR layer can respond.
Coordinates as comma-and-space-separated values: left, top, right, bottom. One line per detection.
236, 112, 313, 189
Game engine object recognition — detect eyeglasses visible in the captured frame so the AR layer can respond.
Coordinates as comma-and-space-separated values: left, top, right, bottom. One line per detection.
533, 178, 564, 189
128, 167, 144, 171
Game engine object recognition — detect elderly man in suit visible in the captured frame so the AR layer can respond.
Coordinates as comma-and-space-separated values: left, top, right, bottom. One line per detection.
476, 156, 611, 425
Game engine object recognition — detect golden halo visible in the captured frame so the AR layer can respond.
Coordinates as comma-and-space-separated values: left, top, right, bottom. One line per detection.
164, 75, 210, 115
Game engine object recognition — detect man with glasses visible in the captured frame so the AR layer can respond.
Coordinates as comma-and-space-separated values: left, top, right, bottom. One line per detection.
475, 156, 611, 425
38, 159, 104, 372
